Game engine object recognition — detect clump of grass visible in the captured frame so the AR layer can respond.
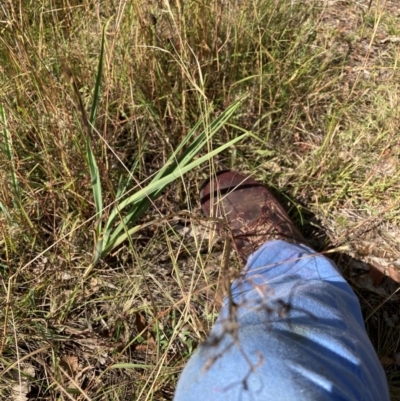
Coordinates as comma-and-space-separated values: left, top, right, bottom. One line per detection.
1, 0, 400, 399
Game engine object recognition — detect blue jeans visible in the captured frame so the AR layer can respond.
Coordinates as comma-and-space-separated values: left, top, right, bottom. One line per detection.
174, 240, 390, 401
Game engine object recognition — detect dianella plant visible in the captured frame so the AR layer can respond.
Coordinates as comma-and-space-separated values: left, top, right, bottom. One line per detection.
84, 25, 246, 271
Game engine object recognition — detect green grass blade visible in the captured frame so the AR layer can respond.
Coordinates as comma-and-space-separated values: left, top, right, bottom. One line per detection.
111, 363, 156, 369
0, 105, 21, 203
87, 144, 102, 218
103, 99, 243, 242
102, 133, 246, 256
100, 100, 244, 257
89, 23, 107, 129
86, 23, 108, 263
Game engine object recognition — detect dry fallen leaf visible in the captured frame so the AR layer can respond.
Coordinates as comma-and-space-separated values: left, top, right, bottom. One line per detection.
135, 312, 155, 349
11, 363, 35, 401
380, 355, 395, 367
59, 355, 79, 377
380, 36, 400, 44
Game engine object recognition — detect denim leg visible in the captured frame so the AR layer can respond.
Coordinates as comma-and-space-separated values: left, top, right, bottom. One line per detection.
174, 240, 390, 401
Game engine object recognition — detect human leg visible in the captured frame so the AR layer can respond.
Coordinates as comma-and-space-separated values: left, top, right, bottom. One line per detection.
174, 171, 389, 401
174, 240, 390, 401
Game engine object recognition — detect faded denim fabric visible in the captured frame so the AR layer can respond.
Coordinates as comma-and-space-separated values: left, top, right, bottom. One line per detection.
174, 240, 390, 401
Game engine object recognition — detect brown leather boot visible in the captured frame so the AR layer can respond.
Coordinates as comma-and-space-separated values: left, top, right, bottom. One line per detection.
199, 170, 306, 262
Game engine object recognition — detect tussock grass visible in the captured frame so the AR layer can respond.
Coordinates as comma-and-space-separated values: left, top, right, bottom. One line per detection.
1, 0, 400, 399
